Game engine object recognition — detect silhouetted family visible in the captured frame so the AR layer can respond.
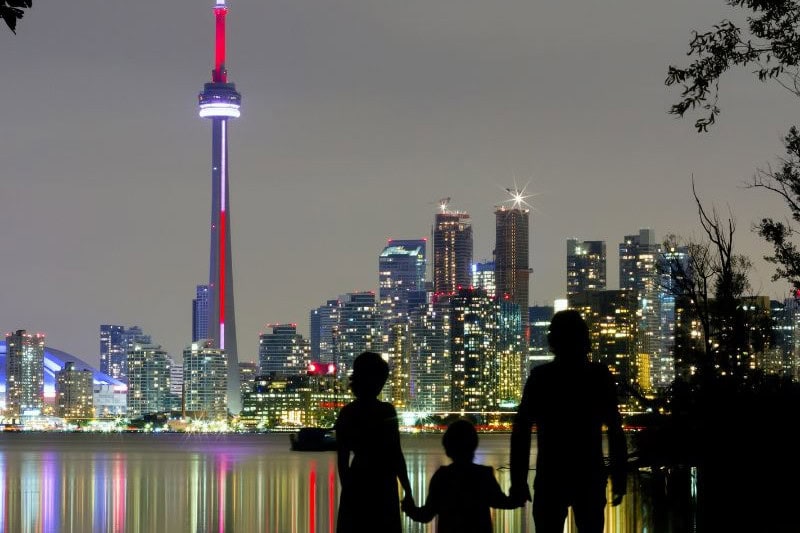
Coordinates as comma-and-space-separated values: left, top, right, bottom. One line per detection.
335, 309, 627, 532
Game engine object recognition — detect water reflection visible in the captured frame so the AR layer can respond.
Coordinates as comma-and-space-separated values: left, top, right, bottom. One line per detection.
0, 432, 667, 532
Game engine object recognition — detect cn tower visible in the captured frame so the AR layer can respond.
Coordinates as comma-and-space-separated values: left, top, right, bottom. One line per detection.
198, 0, 241, 413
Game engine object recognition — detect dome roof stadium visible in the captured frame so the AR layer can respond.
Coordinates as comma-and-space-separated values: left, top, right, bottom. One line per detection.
0, 341, 124, 398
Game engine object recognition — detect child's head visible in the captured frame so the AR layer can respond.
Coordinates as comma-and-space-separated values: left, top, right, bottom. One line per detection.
349, 351, 389, 399
442, 419, 479, 463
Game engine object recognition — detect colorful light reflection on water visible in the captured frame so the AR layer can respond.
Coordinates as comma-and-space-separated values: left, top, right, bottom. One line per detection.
0, 432, 670, 533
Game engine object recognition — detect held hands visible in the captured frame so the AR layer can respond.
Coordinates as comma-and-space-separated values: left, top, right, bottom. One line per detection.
509, 484, 532, 508
401, 493, 421, 521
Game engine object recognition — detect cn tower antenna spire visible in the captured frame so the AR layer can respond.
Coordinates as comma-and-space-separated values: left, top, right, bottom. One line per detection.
212, 0, 228, 83
198, 0, 242, 413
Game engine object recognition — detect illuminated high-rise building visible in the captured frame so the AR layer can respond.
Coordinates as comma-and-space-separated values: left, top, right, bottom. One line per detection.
183, 339, 228, 420
408, 296, 451, 412
471, 260, 496, 295
101, 325, 152, 383
337, 292, 381, 376
379, 239, 427, 323
566, 239, 607, 295
126, 343, 172, 418
433, 201, 473, 295
450, 288, 497, 412
5, 329, 45, 416
310, 299, 341, 363
198, 0, 242, 413
99, 324, 124, 380
192, 284, 210, 342
258, 324, 306, 376
496, 300, 524, 407
55, 362, 94, 420
494, 189, 531, 344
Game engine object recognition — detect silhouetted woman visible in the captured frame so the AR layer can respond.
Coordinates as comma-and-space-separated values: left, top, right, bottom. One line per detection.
334, 351, 413, 533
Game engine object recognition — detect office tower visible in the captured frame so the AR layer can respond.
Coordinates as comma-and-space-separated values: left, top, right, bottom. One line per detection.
168, 358, 183, 412
101, 325, 152, 383
385, 322, 411, 409
450, 288, 498, 412
566, 239, 607, 295
620, 229, 666, 392
433, 201, 473, 295
568, 290, 638, 403
5, 329, 45, 416
337, 292, 381, 376
471, 260, 496, 295
183, 340, 228, 420
494, 191, 531, 344
310, 299, 341, 363
55, 362, 94, 419
658, 243, 690, 387
528, 305, 555, 369
238, 361, 258, 397
192, 284, 210, 342
126, 343, 172, 418
258, 324, 305, 376
379, 239, 427, 323
99, 325, 124, 379
408, 296, 451, 412
198, 0, 242, 413
496, 300, 524, 407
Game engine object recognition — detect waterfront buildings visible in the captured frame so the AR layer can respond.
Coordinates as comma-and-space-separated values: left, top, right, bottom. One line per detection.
100, 325, 151, 383
126, 343, 172, 418
471, 260, 496, 295
408, 296, 452, 412
258, 324, 306, 376
198, 0, 242, 413
450, 288, 498, 412
494, 194, 531, 345
192, 284, 210, 342
433, 203, 473, 295
55, 362, 94, 419
183, 340, 228, 420
310, 299, 340, 363
336, 292, 381, 376
378, 239, 427, 322
566, 239, 607, 295
5, 329, 45, 416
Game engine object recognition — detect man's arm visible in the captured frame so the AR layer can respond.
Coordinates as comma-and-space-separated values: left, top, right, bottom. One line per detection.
603, 370, 627, 505
509, 370, 535, 503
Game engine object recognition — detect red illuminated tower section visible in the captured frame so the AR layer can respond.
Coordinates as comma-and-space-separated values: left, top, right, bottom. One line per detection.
198, 0, 241, 413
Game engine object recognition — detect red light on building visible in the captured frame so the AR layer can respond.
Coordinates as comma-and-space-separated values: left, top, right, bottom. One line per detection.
327, 363, 336, 375
308, 363, 318, 374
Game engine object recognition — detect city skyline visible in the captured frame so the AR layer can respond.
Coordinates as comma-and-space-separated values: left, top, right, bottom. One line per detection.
1, 1, 796, 365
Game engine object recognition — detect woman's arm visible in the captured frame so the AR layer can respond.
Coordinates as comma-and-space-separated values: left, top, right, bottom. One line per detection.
389, 405, 413, 500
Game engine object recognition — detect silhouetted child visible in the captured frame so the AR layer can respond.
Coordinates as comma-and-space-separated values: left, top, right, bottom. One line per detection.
402, 419, 517, 533
334, 351, 413, 533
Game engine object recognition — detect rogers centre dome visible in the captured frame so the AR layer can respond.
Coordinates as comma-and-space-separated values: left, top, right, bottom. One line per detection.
0, 340, 124, 399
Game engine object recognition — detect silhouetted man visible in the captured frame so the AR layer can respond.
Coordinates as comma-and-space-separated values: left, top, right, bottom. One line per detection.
509, 309, 627, 533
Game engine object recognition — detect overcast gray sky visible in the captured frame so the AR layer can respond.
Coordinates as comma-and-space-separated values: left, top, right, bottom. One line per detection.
1, 0, 796, 366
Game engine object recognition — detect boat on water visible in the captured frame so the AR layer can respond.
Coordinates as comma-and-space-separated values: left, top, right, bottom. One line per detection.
289, 427, 337, 451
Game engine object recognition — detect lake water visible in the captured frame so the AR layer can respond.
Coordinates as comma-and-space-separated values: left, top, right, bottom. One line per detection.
0, 432, 687, 533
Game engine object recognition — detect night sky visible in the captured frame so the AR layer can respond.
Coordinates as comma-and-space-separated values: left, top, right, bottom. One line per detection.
1, 0, 795, 366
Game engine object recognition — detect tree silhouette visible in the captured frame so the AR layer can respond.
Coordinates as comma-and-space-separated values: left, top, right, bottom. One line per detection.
1, 0, 31, 34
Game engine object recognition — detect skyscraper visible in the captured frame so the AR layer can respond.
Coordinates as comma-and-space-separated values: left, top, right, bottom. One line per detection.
310, 299, 341, 363
101, 325, 151, 383
192, 284, 210, 342
450, 288, 498, 412
183, 340, 228, 420
433, 201, 473, 295
5, 329, 45, 416
408, 296, 452, 412
258, 324, 306, 376
566, 239, 607, 295
198, 0, 242, 413
494, 191, 531, 343
471, 260, 496, 295
126, 342, 172, 418
337, 292, 381, 376
620, 229, 662, 393
378, 239, 427, 323
99, 324, 124, 379
55, 362, 94, 420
